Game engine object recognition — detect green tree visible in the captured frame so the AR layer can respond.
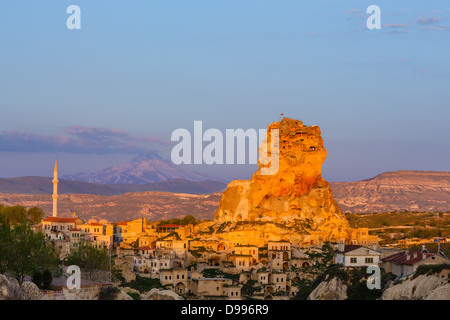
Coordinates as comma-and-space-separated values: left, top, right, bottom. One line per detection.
2, 205, 27, 225
27, 207, 44, 224
304, 242, 334, 274
0, 222, 58, 285
0, 204, 5, 224
66, 242, 111, 271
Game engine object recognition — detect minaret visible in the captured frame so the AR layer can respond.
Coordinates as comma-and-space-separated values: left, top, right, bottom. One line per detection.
52, 160, 58, 217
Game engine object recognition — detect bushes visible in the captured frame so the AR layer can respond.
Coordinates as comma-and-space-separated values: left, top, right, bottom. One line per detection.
121, 276, 163, 293
42, 269, 53, 290
98, 285, 120, 300
412, 264, 450, 279
128, 292, 141, 300
32, 271, 43, 288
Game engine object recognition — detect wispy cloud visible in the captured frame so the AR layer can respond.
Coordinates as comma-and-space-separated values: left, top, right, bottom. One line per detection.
417, 17, 442, 25
382, 24, 410, 28
0, 126, 171, 154
420, 25, 450, 30
348, 8, 360, 14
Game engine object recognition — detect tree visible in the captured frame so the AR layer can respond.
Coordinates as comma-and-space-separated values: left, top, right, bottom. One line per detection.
2, 205, 27, 225
66, 242, 111, 271
304, 242, 334, 275
0, 205, 4, 224
27, 207, 44, 224
0, 222, 58, 285
181, 215, 198, 225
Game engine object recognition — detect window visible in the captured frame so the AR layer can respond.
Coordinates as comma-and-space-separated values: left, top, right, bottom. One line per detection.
365, 258, 373, 264
350, 258, 357, 263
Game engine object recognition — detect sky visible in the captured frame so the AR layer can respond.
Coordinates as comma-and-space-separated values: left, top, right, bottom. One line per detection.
0, 1, 449, 182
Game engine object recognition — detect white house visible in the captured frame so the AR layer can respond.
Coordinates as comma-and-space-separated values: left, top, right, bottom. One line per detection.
335, 244, 381, 267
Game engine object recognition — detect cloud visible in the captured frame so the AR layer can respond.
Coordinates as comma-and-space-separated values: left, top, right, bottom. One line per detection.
420, 25, 450, 30
0, 126, 171, 154
417, 17, 442, 25
385, 30, 410, 34
382, 24, 410, 28
348, 8, 360, 14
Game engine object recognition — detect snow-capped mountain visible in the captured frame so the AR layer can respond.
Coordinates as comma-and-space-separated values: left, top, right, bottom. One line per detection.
62, 154, 217, 185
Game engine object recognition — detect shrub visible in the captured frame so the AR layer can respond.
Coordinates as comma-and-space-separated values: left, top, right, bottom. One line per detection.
128, 292, 141, 300
32, 271, 42, 289
41, 269, 53, 290
412, 264, 450, 279
98, 285, 120, 300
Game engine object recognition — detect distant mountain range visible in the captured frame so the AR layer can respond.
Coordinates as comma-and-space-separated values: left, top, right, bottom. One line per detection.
330, 170, 450, 213
62, 154, 218, 184
0, 176, 226, 196
0, 170, 448, 221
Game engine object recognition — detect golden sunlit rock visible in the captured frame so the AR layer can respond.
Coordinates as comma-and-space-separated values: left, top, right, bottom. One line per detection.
213, 118, 353, 245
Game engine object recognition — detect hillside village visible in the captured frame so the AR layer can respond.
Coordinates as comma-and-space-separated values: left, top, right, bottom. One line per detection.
31, 213, 449, 300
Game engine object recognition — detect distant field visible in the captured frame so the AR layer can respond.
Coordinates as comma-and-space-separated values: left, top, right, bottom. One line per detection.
347, 212, 450, 253
346, 211, 450, 229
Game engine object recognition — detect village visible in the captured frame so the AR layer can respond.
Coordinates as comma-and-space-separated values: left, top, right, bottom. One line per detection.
37, 213, 449, 300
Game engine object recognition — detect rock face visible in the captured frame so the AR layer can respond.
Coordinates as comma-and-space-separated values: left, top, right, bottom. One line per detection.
307, 277, 348, 300
381, 270, 450, 300
141, 288, 184, 300
0, 275, 42, 300
214, 118, 349, 241
330, 170, 450, 213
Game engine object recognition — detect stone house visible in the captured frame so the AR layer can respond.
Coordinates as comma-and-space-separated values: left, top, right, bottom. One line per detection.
381, 250, 449, 278
160, 268, 190, 295
190, 278, 238, 299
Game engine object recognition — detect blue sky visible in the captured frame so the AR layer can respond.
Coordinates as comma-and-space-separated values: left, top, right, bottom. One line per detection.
0, 1, 449, 182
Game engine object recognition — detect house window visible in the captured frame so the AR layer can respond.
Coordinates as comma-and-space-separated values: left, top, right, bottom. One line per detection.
350, 258, 357, 263
365, 258, 373, 264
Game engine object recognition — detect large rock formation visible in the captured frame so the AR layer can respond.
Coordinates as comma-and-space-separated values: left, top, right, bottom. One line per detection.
381, 270, 450, 300
213, 118, 350, 244
0, 275, 42, 300
307, 277, 348, 300
141, 288, 184, 300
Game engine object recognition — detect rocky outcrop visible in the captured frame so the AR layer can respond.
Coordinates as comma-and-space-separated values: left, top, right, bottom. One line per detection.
22, 281, 43, 300
141, 288, 184, 300
0, 275, 42, 300
214, 118, 350, 244
381, 271, 450, 300
307, 277, 348, 300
